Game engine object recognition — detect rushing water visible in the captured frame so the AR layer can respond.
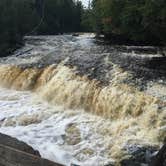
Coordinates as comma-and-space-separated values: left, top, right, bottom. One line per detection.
0, 34, 165, 165
0, 87, 116, 165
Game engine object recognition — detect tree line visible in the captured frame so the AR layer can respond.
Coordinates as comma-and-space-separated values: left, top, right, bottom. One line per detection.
91, 0, 166, 45
0, 0, 166, 57
0, 0, 83, 57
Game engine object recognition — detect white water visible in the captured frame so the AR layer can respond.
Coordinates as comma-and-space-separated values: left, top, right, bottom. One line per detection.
0, 34, 165, 165
0, 87, 115, 166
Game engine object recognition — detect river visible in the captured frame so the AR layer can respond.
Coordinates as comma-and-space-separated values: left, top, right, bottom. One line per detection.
0, 34, 165, 166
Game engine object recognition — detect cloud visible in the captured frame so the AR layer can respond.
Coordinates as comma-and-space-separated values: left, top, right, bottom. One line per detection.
81, 0, 90, 7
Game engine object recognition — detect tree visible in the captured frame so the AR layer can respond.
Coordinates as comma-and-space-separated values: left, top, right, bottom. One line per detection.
91, 0, 166, 45
0, 0, 85, 57
0, 0, 38, 57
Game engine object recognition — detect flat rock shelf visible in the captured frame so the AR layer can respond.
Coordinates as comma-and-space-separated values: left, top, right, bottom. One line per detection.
0, 133, 63, 166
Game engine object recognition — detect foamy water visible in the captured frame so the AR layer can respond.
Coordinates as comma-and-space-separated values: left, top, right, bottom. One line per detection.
0, 88, 116, 165
0, 86, 164, 165
0, 34, 165, 165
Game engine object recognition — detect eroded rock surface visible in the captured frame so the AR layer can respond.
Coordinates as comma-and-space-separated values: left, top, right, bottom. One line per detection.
151, 144, 166, 166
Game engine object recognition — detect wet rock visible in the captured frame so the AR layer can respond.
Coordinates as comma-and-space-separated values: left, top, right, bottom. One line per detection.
146, 57, 166, 71
81, 148, 94, 156
151, 144, 166, 166
104, 163, 114, 166
1, 35, 166, 90
72, 33, 79, 37
65, 123, 81, 145
120, 144, 158, 166
0, 133, 40, 156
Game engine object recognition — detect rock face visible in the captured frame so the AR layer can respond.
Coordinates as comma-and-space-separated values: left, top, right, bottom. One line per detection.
0, 133, 63, 166
0, 133, 40, 156
151, 144, 166, 166
120, 144, 158, 166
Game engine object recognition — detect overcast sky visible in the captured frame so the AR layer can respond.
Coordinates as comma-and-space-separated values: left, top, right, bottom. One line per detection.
81, 0, 90, 7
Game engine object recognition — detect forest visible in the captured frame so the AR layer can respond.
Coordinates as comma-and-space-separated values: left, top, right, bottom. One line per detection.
0, 0, 166, 56
91, 0, 166, 45
0, 0, 83, 56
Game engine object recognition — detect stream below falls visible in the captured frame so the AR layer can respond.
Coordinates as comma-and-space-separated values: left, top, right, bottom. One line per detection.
0, 34, 165, 166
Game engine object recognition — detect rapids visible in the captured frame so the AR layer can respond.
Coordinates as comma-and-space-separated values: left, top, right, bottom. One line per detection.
0, 34, 165, 165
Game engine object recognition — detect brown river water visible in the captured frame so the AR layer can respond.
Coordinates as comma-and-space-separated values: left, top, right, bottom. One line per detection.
0, 34, 165, 166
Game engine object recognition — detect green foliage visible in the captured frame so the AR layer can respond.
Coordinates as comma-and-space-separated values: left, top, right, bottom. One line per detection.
0, 0, 84, 57
92, 0, 166, 45
81, 8, 93, 32
0, 0, 38, 57
38, 0, 84, 34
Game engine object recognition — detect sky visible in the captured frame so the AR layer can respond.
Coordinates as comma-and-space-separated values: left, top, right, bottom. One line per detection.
81, 0, 90, 7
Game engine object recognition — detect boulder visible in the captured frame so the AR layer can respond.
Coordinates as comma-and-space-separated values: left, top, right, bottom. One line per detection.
0, 133, 40, 156
151, 144, 166, 166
